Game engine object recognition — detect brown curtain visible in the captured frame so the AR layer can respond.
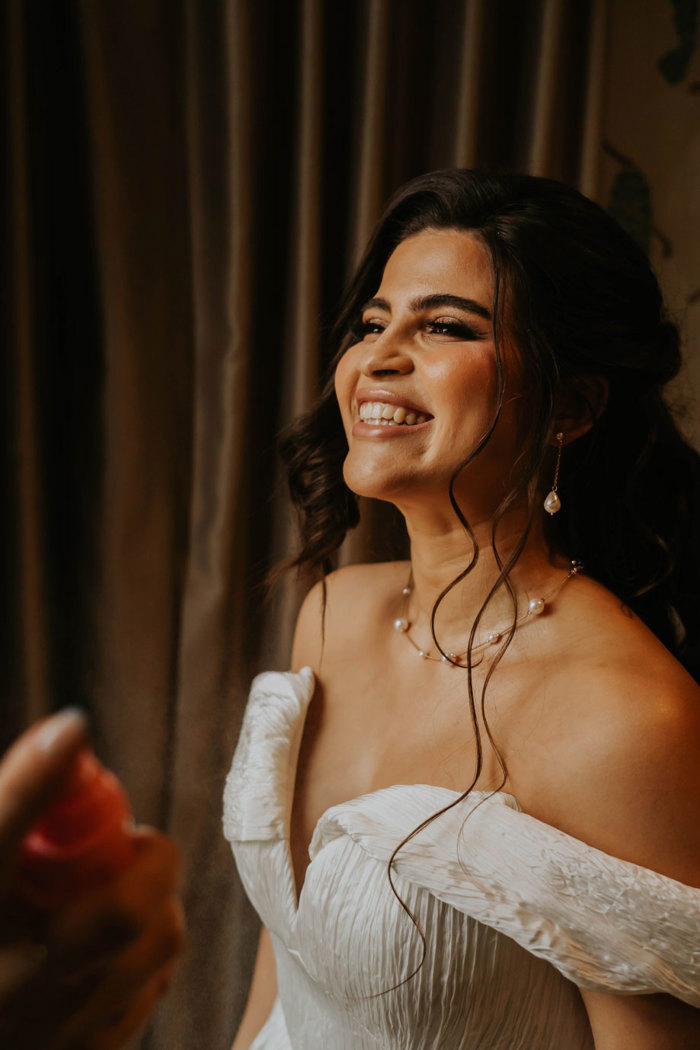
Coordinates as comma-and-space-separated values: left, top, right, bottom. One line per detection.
3, 1, 607, 1046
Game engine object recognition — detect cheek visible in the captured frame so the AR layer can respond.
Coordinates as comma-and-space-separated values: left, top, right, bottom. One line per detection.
333, 350, 359, 422
433, 353, 499, 422
333, 358, 348, 401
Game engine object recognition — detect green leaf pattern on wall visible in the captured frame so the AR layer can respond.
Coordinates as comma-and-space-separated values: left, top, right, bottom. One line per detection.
607, 167, 653, 253
603, 141, 659, 256
658, 0, 698, 84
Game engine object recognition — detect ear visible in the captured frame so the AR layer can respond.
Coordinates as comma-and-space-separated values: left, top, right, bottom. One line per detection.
552, 375, 609, 444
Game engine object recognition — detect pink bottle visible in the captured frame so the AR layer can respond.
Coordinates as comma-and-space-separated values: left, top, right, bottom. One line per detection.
19, 748, 134, 911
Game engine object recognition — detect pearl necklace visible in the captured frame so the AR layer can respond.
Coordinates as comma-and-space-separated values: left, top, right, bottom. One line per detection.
393, 560, 583, 667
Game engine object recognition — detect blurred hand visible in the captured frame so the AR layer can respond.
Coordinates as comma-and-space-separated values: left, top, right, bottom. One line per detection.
0, 711, 185, 1049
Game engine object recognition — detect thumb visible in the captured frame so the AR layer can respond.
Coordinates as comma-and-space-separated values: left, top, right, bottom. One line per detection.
0, 711, 88, 880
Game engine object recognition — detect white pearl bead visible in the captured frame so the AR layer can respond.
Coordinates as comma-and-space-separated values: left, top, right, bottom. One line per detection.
393, 617, 408, 632
487, 631, 501, 644
528, 598, 545, 616
418, 650, 426, 659
401, 586, 412, 596
544, 490, 561, 515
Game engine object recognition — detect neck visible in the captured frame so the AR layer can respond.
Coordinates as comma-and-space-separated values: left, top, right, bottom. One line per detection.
401, 504, 568, 651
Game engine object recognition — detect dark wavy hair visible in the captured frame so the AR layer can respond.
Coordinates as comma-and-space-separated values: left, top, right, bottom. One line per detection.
280, 169, 700, 681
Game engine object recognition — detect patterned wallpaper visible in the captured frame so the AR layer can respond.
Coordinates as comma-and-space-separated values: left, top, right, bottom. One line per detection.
600, 0, 700, 446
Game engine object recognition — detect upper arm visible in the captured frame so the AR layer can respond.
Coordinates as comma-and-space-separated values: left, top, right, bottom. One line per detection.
596, 683, 700, 884
538, 673, 700, 1045
231, 925, 278, 1050
290, 564, 383, 674
580, 989, 700, 1049
290, 578, 325, 673
539, 672, 700, 886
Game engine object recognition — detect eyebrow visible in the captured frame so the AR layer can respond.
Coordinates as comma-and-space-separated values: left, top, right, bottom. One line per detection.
361, 293, 492, 322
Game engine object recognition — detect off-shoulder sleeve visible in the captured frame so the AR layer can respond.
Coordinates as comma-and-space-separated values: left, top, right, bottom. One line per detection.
223, 667, 314, 841
311, 787, 700, 1006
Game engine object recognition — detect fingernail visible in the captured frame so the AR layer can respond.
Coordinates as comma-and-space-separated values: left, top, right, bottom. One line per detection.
36, 708, 88, 753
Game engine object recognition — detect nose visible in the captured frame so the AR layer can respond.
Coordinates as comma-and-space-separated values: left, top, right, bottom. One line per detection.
360, 328, 413, 378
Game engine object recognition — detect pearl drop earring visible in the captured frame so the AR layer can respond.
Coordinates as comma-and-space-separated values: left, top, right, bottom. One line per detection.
544, 432, 564, 515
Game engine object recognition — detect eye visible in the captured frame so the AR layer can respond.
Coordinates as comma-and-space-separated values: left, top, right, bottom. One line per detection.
355, 318, 387, 340
424, 318, 483, 340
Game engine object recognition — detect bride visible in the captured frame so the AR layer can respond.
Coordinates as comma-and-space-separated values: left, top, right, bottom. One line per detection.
225, 170, 700, 1048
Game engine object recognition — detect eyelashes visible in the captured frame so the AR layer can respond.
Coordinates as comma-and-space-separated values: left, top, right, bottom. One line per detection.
354, 320, 385, 337
424, 321, 482, 339
353, 318, 485, 341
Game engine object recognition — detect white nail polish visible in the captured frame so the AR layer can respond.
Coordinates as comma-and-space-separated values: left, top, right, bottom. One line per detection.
36, 709, 87, 753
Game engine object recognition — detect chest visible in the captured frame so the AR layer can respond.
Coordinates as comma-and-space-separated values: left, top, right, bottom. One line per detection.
288, 655, 548, 896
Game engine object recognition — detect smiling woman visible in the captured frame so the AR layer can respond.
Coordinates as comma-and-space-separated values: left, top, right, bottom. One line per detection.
224, 171, 700, 1050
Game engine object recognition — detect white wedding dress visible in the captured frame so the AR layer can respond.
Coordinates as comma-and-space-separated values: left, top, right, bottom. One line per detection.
223, 668, 700, 1049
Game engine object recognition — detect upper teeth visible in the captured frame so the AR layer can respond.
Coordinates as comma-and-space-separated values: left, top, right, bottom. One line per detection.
359, 402, 427, 425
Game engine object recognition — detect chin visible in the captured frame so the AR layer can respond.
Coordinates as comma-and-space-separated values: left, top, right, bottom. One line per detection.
342, 459, 407, 503
342, 457, 448, 507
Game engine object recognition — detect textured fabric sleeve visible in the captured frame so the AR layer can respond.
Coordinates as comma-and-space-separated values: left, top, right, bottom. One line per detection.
223, 667, 315, 841
311, 787, 700, 1005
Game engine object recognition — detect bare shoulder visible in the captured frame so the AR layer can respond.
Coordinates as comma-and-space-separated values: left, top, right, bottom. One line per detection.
290, 561, 408, 673
526, 588, 700, 884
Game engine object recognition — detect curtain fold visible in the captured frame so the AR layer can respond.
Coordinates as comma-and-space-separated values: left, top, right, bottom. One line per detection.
453, 0, 486, 168
528, 0, 566, 175
289, 0, 323, 417
579, 0, 609, 198
350, 0, 391, 262
4, 2, 615, 1046
6, 0, 51, 725
77, 0, 193, 820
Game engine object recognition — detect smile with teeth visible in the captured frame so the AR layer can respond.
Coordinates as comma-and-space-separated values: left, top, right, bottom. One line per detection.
359, 402, 429, 426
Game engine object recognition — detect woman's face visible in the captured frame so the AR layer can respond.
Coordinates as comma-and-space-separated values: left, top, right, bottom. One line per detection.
334, 228, 524, 520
